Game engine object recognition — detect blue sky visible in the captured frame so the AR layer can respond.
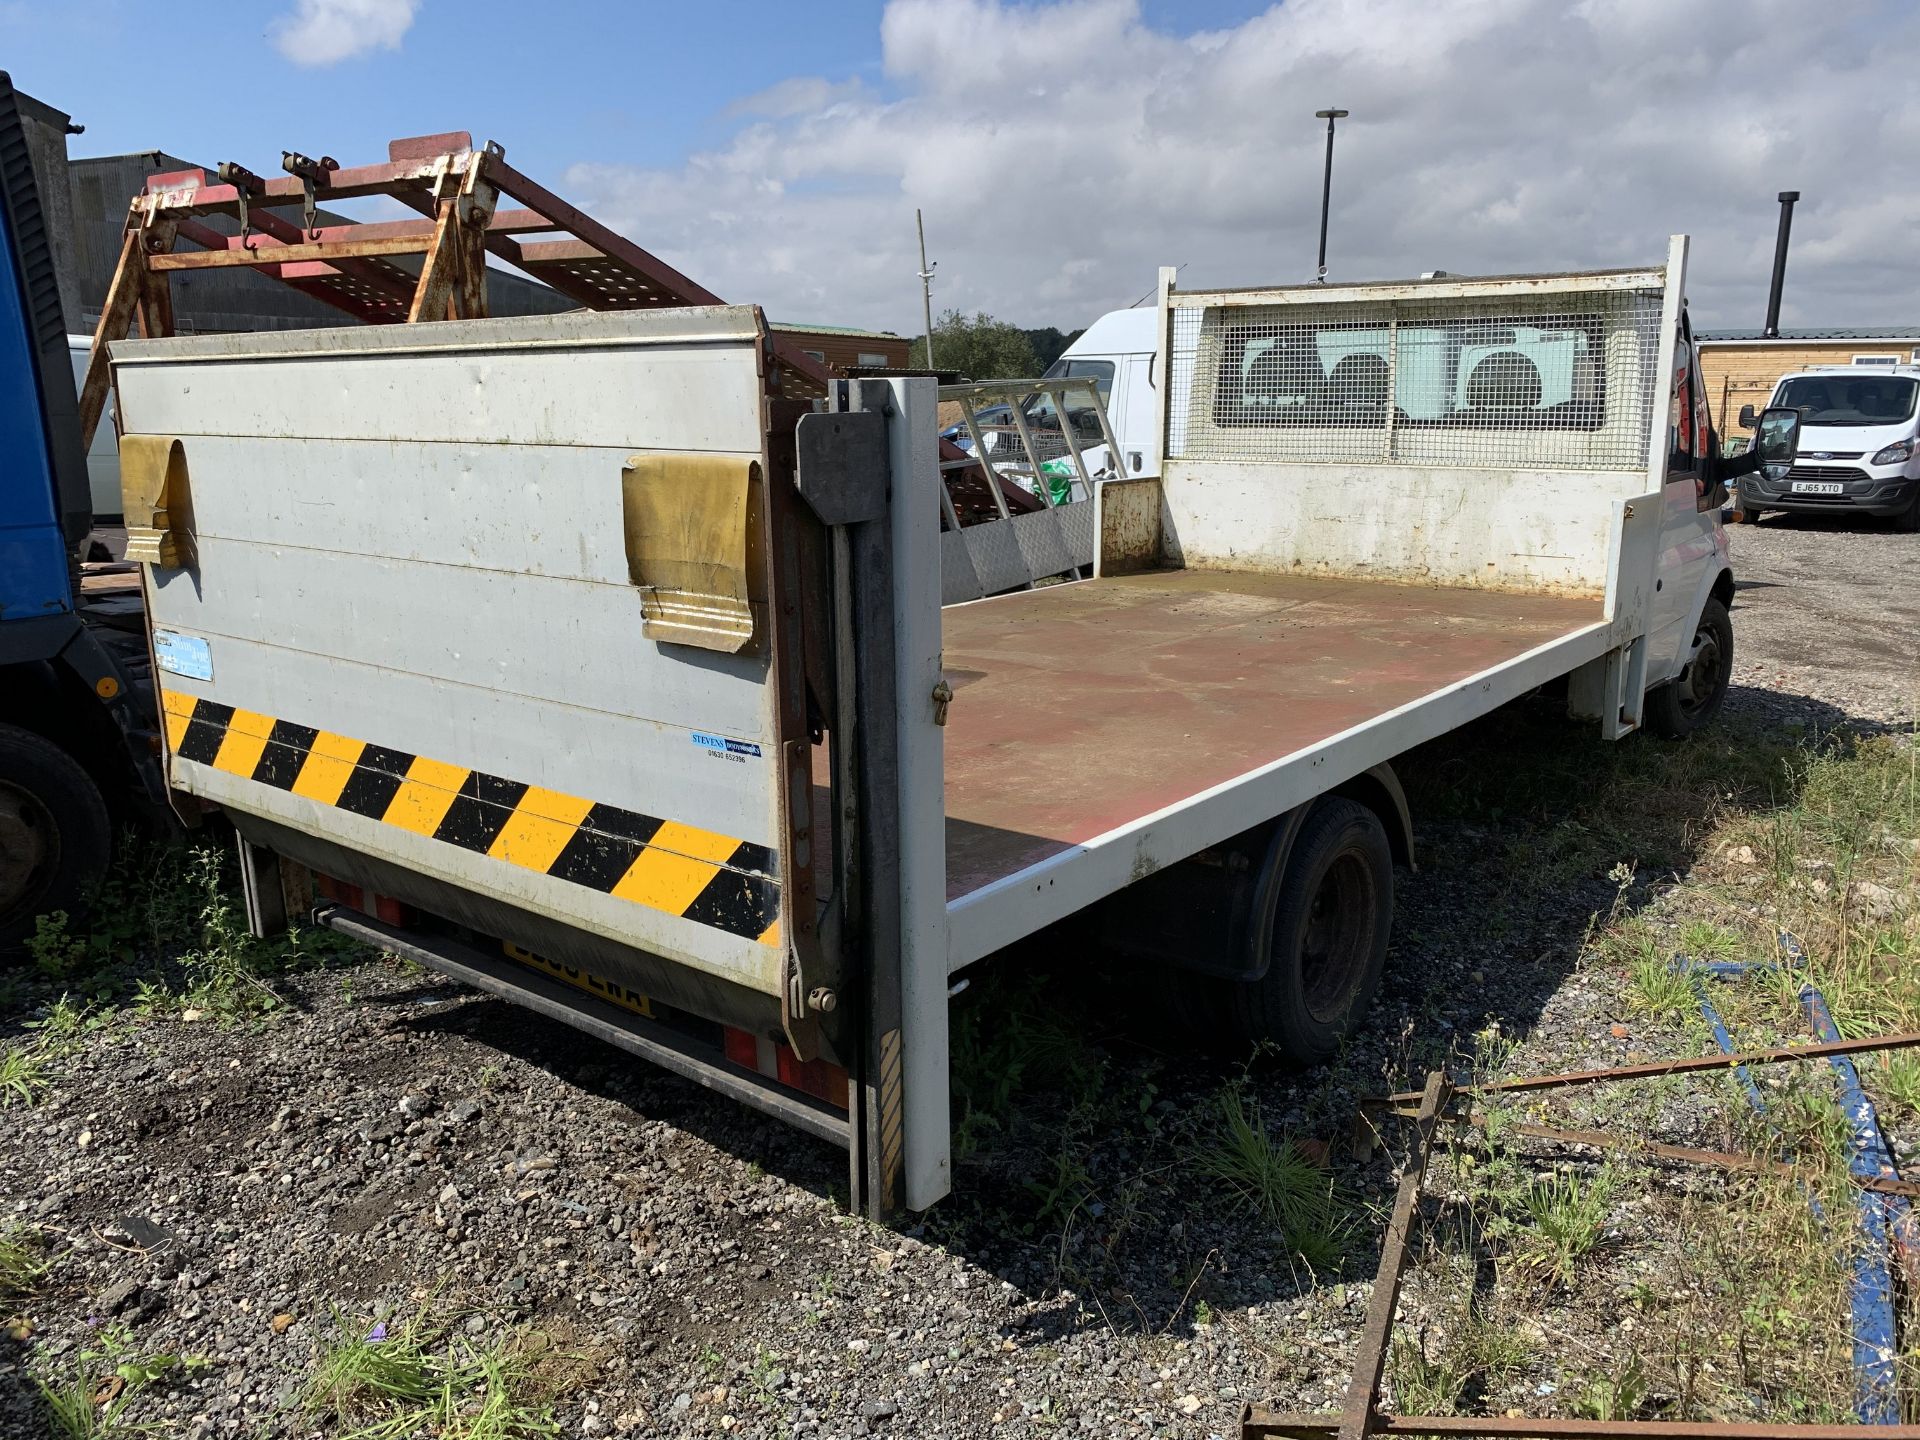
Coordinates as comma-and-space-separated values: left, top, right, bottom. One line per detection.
4, 0, 1261, 180
7, 0, 1919, 334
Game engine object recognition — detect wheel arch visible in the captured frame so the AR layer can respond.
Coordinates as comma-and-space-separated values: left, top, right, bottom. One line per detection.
1329, 763, 1414, 872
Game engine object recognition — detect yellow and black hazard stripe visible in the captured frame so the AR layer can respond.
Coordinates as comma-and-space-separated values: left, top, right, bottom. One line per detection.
160, 691, 780, 947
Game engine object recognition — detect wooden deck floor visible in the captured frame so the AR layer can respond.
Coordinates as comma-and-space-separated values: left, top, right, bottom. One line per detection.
940, 570, 1605, 900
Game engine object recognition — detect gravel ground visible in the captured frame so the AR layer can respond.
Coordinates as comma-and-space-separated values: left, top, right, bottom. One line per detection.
1724, 508, 1920, 729
0, 515, 1913, 1439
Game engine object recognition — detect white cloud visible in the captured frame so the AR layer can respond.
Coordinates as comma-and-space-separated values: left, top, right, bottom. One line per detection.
562, 0, 1920, 335
269, 0, 419, 67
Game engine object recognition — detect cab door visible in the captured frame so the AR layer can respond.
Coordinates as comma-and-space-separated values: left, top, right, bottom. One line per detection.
1649, 312, 1725, 682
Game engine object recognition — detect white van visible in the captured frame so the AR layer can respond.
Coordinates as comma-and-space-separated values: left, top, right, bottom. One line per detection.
1035, 306, 1159, 481
68, 335, 121, 521
1736, 364, 1920, 530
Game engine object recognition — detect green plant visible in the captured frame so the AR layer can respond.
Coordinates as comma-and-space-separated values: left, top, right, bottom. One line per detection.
1625, 945, 1699, 1027
1516, 1165, 1617, 1286
1574, 1350, 1650, 1421
26, 911, 88, 981
0, 1223, 47, 1301
0, 1045, 48, 1108
306, 1310, 436, 1421
36, 1374, 114, 1440
34, 1321, 209, 1438
1022, 1145, 1093, 1233
1197, 1089, 1348, 1262
1389, 1331, 1472, 1416
1873, 1050, 1920, 1117
948, 973, 1103, 1158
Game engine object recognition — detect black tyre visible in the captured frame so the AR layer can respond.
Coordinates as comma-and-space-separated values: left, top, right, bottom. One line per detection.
0, 723, 112, 950
1644, 596, 1733, 739
1893, 488, 1920, 534
1221, 797, 1394, 1063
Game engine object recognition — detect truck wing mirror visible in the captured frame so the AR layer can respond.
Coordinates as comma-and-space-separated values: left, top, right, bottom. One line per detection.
1737, 403, 1757, 429
1753, 406, 1802, 468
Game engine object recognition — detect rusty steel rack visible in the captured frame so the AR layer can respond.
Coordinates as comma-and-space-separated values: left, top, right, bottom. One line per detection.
77, 130, 831, 451
1246, 1034, 1920, 1440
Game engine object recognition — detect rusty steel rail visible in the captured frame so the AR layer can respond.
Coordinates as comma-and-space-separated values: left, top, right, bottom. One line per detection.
1369, 1031, 1920, 1108
1339, 1071, 1451, 1440
78, 130, 834, 450
1243, 1411, 1920, 1438
1377, 1112, 1920, 1202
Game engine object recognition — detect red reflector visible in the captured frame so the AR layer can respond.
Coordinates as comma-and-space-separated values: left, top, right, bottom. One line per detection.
721, 1026, 848, 1111
777, 1049, 850, 1110
722, 1026, 759, 1069
315, 875, 364, 910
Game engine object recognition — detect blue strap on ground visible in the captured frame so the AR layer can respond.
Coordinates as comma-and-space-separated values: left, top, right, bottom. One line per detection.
1675, 932, 1900, 1424
1799, 981, 1902, 1424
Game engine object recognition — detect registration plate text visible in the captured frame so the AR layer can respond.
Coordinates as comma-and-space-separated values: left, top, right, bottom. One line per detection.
1791, 481, 1845, 495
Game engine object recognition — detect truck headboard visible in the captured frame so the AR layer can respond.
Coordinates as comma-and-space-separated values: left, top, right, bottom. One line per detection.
1156, 256, 1677, 594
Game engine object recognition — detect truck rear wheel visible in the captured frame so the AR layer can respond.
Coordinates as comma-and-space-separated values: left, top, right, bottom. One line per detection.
1644, 597, 1733, 739
1221, 796, 1393, 1063
0, 723, 112, 950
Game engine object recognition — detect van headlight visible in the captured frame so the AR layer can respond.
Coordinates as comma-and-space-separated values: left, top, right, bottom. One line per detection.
1871, 439, 1914, 465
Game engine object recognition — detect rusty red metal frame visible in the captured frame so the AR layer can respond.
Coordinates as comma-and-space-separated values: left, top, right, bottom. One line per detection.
1369, 1030, 1920, 1108
1339, 1071, 1451, 1440
1243, 1413, 1920, 1438
79, 131, 833, 450
1377, 1112, 1920, 1202
1272, 1056, 1920, 1440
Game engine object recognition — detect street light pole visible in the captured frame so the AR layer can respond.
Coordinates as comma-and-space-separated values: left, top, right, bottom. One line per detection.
916, 208, 937, 368
1314, 107, 1349, 283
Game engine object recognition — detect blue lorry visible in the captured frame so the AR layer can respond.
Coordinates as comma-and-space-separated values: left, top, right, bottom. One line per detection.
0, 73, 166, 946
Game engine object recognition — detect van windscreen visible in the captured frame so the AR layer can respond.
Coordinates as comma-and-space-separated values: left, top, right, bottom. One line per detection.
1774, 375, 1919, 426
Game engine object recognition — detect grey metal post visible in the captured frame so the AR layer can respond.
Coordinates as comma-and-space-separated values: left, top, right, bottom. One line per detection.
1314, 108, 1348, 283
916, 209, 937, 367
1763, 190, 1799, 339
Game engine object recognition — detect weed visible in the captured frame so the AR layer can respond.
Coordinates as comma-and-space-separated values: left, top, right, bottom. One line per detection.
34, 1320, 209, 1438
26, 912, 88, 982
1872, 1050, 1920, 1117
1514, 1165, 1616, 1286
1625, 945, 1699, 1027
0, 1045, 48, 1107
0, 1224, 47, 1301
1573, 1350, 1650, 1421
306, 1310, 436, 1418
948, 972, 1103, 1158
36, 1375, 114, 1440
477, 1064, 505, 1093
29, 995, 113, 1057
1198, 1089, 1348, 1262
1388, 1309, 1532, 1416
306, 1309, 559, 1440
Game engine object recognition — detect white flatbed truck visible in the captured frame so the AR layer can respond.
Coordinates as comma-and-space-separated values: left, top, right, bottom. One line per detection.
113, 236, 1760, 1217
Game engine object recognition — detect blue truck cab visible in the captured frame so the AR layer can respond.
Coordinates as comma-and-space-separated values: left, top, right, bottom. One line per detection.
0, 73, 166, 945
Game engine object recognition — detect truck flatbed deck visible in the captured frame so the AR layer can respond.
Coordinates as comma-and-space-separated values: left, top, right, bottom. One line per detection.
939, 570, 1609, 952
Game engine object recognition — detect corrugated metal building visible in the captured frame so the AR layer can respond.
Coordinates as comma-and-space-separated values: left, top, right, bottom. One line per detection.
1698, 328, 1920, 440
65, 151, 574, 334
